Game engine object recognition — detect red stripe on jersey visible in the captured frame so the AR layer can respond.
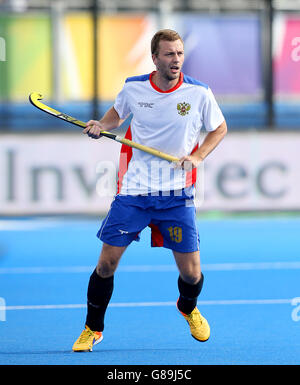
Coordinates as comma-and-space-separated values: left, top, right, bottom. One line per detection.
185, 144, 199, 187
149, 223, 164, 247
149, 71, 183, 93
117, 126, 133, 194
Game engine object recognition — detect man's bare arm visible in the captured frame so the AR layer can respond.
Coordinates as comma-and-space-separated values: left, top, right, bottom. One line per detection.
178, 120, 227, 169
83, 106, 124, 139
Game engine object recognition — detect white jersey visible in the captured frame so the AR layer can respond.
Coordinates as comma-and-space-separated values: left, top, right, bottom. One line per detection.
114, 71, 224, 195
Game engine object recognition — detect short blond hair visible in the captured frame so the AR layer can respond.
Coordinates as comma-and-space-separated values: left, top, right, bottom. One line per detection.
151, 29, 183, 56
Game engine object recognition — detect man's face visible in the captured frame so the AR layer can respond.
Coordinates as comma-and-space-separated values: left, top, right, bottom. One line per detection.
152, 39, 184, 81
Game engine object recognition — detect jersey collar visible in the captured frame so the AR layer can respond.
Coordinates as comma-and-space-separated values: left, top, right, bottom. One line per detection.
149, 71, 183, 93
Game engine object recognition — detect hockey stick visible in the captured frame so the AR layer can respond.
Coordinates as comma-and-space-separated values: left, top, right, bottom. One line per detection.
29, 92, 179, 163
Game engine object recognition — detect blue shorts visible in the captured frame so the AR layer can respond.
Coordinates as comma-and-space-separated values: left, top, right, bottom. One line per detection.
97, 190, 200, 253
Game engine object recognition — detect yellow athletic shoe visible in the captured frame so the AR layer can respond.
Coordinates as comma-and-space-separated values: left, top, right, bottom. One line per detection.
72, 325, 103, 352
178, 305, 210, 342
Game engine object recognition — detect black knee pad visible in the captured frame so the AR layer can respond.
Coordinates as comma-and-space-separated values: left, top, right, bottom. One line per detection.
87, 268, 114, 305
177, 274, 204, 314
178, 273, 204, 299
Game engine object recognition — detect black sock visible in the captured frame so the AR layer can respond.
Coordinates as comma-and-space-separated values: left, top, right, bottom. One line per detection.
177, 274, 204, 315
85, 268, 114, 332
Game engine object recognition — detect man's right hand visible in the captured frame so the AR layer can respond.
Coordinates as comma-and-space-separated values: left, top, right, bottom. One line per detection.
83, 120, 105, 139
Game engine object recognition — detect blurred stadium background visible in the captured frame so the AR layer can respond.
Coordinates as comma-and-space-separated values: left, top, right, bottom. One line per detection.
0, 0, 300, 215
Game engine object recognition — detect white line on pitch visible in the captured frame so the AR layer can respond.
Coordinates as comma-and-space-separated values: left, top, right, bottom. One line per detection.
0, 220, 65, 231
1, 261, 300, 275
0, 298, 294, 311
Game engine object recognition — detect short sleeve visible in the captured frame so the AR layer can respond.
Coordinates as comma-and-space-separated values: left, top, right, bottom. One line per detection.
113, 84, 131, 120
202, 88, 225, 132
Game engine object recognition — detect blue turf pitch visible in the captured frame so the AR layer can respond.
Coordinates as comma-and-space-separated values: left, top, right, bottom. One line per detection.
0, 216, 299, 365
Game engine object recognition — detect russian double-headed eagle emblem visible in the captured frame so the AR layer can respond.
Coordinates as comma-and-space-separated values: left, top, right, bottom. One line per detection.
177, 102, 191, 116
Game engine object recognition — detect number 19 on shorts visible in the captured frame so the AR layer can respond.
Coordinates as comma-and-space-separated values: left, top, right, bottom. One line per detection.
168, 226, 182, 243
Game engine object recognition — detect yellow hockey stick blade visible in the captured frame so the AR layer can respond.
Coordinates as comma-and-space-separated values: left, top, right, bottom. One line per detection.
29, 92, 86, 128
